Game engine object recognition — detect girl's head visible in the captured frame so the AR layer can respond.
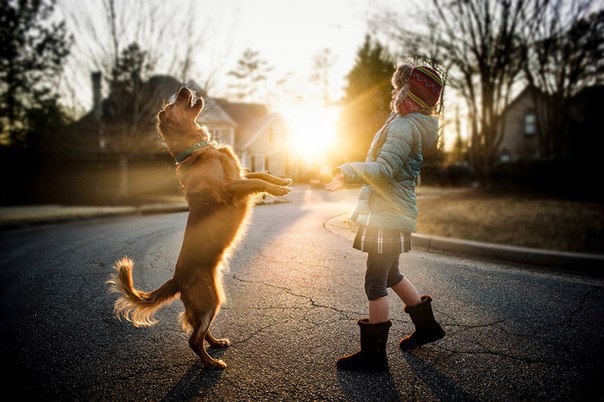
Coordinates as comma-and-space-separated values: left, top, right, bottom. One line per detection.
390, 64, 443, 116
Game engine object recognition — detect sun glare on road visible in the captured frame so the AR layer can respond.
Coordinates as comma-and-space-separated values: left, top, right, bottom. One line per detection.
282, 103, 339, 162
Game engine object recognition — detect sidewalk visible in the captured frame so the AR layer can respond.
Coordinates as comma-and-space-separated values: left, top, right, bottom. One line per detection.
324, 213, 604, 276
0, 203, 189, 230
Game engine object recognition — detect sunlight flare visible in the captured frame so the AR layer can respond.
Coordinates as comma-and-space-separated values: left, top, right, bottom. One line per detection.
282, 103, 339, 162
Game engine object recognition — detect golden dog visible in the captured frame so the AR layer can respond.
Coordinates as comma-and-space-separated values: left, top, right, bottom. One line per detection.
108, 87, 292, 369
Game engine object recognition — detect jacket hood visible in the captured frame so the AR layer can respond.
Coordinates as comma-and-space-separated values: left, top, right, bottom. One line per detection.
407, 113, 439, 151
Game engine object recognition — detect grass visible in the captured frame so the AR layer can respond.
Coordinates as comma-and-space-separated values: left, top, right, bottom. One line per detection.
416, 188, 604, 255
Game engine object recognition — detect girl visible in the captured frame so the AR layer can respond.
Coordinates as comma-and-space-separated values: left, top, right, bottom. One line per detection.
325, 63, 446, 372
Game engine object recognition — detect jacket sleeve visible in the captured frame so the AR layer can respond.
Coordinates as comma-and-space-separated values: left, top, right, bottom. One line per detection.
337, 119, 414, 185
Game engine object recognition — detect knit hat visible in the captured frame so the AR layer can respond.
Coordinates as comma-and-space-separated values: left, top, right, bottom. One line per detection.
399, 66, 443, 114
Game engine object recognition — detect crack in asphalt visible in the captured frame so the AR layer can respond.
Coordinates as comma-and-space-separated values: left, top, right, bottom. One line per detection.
431, 344, 597, 367
566, 287, 600, 325
231, 323, 277, 346
229, 274, 364, 319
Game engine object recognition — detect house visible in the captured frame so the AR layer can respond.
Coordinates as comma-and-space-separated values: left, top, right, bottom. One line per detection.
216, 99, 292, 177
75, 72, 291, 175
68, 73, 237, 156
497, 85, 603, 163
497, 87, 544, 162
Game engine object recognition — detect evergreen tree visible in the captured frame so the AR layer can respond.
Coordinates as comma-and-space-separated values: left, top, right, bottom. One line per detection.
336, 36, 394, 163
0, 0, 71, 148
227, 49, 273, 102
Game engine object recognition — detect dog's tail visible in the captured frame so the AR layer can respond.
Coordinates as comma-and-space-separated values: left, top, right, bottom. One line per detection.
107, 256, 180, 327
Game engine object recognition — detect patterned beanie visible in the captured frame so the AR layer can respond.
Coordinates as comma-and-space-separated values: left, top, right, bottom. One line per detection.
395, 65, 443, 115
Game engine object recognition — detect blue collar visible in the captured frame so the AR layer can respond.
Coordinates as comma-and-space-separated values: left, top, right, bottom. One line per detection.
174, 140, 210, 165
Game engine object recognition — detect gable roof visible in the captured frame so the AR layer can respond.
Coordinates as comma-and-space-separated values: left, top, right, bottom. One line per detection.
502, 86, 549, 116
215, 99, 272, 148
197, 96, 237, 127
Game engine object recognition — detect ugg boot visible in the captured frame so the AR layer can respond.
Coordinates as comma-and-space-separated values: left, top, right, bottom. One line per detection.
399, 295, 445, 351
337, 319, 392, 372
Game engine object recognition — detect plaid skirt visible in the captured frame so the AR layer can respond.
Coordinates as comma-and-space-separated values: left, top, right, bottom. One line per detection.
353, 225, 411, 254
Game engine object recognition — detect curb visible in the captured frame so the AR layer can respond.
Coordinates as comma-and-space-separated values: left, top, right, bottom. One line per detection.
411, 233, 604, 273
324, 213, 604, 276
0, 204, 189, 231
0, 199, 290, 232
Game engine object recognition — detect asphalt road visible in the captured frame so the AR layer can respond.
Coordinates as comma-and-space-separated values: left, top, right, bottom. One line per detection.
1, 186, 602, 401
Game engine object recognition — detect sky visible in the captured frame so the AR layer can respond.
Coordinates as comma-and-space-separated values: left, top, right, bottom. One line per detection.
206, 0, 372, 97
54, 0, 406, 160
56, 0, 400, 113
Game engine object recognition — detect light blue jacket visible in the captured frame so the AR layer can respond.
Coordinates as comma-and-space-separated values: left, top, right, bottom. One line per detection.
338, 112, 439, 232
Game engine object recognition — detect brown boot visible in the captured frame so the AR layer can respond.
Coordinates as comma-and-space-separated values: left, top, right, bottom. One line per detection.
399, 295, 445, 351
337, 319, 392, 372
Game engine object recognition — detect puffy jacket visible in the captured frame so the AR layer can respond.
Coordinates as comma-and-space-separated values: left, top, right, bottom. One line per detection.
338, 112, 439, 232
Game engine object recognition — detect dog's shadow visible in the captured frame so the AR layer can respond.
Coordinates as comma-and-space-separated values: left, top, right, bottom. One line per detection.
162, 348, 227, 401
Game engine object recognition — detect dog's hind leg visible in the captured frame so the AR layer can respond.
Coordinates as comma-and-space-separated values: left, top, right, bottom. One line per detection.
189, 310, 227, 370
205, 331, 231, 348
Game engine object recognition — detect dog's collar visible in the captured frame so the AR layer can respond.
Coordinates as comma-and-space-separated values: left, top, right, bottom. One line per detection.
174, 140, 210, 165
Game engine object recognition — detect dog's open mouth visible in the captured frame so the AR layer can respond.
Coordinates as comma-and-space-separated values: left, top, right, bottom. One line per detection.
169, 86, 194, 105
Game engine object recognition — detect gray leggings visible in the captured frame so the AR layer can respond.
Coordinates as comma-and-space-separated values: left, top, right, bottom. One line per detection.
364, 252, 404, 300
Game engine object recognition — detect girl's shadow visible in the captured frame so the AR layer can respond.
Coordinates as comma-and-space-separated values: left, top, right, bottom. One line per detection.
336, 351, 477, 401
402, 351, 478, 401
337, 370, 401, 401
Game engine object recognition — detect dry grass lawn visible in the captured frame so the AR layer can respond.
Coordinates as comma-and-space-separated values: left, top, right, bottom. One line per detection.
416, 189, 604, 255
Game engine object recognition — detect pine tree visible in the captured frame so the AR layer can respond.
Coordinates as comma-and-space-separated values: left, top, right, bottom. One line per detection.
336, 35, 394, 163
0, 0, 71, 148
227, 49, 273, 102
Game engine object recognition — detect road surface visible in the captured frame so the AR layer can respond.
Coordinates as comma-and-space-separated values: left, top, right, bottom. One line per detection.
1, 186, 602, 400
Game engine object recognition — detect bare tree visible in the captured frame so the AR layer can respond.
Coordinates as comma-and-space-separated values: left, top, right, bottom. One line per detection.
522, 0, 603, 159
374, 0, 533, 183
309, 48, 338, 107
57, 0, 227, 200
58, 0, 224, 112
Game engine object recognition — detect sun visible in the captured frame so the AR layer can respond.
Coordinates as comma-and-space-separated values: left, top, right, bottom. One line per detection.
282, 103, 339, 162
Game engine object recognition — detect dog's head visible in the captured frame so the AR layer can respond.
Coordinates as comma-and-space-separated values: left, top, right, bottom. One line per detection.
157, 87, 209, 159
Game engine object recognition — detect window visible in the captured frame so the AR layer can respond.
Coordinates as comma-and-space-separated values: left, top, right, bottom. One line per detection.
499, 148, 511, 162
211, 128, 222, 143
524, 112, 536, 136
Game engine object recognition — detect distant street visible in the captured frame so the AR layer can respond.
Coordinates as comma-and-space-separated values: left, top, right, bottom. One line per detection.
1, 186, 602, 401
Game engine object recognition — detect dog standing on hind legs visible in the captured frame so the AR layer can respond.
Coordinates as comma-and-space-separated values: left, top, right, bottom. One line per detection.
107, 87, 292, 369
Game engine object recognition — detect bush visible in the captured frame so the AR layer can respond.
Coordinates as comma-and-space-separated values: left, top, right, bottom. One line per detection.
421, 163, 476, 187
486, 158, 600, 200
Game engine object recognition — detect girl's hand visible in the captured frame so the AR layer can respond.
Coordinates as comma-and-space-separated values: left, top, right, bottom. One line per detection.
324, 172, 345, 192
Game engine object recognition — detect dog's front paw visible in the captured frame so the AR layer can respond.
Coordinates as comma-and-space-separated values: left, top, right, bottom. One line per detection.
280, 177, 293, 186
204, 358, 227, 370
268, 185, 292, 197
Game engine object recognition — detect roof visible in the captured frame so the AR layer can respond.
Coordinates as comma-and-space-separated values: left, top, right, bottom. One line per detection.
197, 97, 237, 127
215, 99, 272, 148
502, 86, 549, 116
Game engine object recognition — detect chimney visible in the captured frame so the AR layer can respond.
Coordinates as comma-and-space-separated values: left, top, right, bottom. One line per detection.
91, 71, 102, 120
